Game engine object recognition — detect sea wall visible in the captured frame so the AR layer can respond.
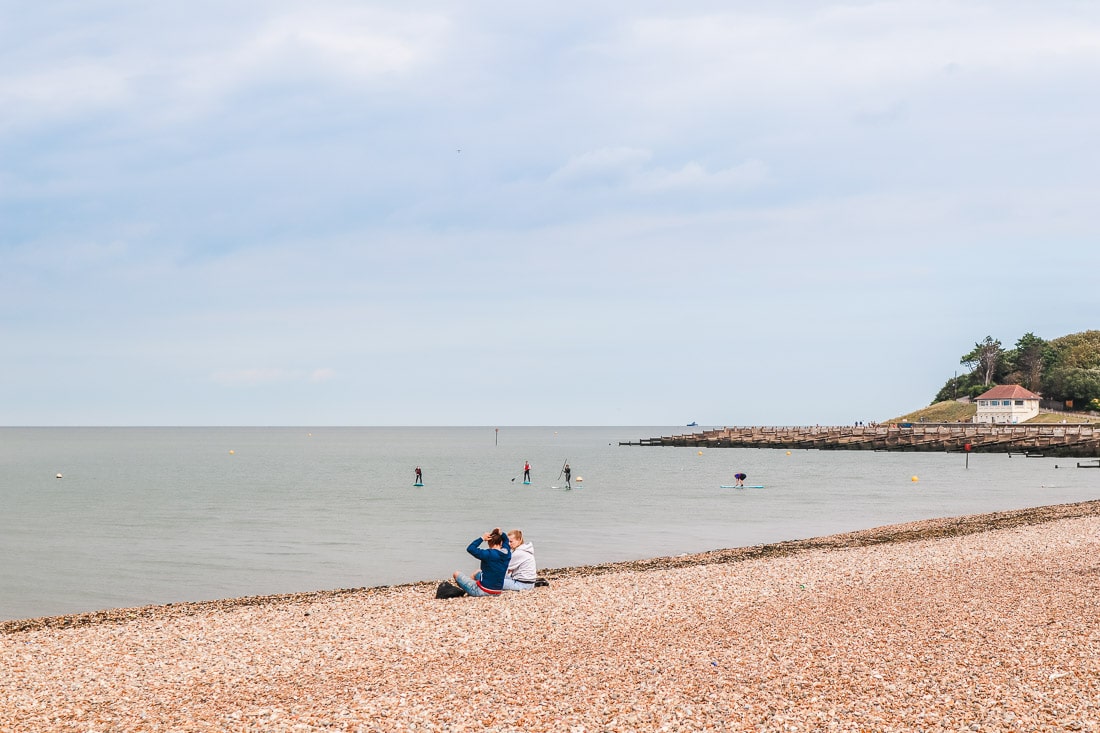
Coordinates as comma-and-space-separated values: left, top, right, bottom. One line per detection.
625, 423, 1100, 457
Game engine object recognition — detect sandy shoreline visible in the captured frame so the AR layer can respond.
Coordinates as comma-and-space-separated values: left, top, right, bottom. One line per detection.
3, 500, 1099, 730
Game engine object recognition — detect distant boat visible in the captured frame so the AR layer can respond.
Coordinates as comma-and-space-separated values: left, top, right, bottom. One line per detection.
686, 421, 698, 427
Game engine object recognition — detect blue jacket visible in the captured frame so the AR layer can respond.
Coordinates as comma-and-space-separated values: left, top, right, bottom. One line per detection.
467, 533, 511, 592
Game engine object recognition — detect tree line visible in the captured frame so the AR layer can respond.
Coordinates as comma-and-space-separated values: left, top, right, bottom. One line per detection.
934, 330, 1100, 411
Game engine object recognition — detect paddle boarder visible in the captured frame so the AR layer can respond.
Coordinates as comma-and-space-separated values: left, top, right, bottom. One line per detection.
415, 466, 423, 485
734, 472, 747, 487
523, 461, 531, 483
564, 463, 571, 489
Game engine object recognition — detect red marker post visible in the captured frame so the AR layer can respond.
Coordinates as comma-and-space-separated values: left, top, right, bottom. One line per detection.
964, 442, 971, 469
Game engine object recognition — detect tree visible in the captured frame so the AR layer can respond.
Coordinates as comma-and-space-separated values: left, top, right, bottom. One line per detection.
960, 336, 1004, 386
1043, 367, 1100, 407
932, 371, 983, 403
932, 330, 1100, 407
1046, 330, 1100, 370
1008, 332, 1050, 392
1040, 331, 1100, 405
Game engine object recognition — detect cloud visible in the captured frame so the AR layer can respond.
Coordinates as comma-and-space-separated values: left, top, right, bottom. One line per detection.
561, 2, 1100, 133
548, 147, 651, 186
210, 368, 336, 387
210, 369, 292, 387
0, 5, 451, 133
248, 8, 447, 79
0, 63, 128, 132
168, 5, 450, 111
3, 1, 1099, 425
631, 159, 769, 191
8, 236, 133, 271
310, 368, 337, 383
549, 147, 768, 194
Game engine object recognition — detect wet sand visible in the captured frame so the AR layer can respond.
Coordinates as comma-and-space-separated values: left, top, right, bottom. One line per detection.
3, 500, 1099, 731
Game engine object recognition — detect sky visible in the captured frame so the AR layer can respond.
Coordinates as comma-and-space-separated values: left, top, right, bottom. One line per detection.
2, 1, 1099, 426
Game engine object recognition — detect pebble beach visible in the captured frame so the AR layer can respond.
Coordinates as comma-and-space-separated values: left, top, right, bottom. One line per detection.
3, 501, 1099, 732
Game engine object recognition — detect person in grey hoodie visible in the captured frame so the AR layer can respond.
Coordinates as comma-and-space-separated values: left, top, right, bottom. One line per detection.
503, 529, 537, 591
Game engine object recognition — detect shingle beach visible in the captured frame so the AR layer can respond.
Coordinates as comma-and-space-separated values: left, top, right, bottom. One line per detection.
3, 501, 1099, 732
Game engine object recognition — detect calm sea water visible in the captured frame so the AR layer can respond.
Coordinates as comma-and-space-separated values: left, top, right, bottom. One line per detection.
1, 426, 1097, 621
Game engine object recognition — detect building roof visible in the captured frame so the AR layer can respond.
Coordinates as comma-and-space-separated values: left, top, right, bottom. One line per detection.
976, 384, 1041, 400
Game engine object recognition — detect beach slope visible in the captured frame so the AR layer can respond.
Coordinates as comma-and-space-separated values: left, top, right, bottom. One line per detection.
3, 501, 1099, 731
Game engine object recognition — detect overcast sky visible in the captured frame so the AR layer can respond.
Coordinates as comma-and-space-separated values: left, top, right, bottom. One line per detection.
3, 1, 1098, 426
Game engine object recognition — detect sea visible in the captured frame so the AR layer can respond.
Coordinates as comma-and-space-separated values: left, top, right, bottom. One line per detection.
2, 426, 1097, 622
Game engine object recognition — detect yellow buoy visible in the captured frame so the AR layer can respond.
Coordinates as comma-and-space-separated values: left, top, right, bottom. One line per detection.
911, 475, 918, 482
697, 450, 703, 456
229, 450, 235, 455
576, 477, 583, 483
786, 451, 791, 456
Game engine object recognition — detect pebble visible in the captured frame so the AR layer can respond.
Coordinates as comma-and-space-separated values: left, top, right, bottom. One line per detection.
2, 501, 1099, 731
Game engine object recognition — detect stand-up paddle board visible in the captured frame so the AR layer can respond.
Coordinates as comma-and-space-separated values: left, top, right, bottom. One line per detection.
413, 482, 423, 487
720, 485, 765, 489
523, 480, 531, 484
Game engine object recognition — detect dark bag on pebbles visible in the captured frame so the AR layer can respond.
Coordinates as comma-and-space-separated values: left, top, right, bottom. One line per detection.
435, 581, 467, 599
534, 577, 550, 588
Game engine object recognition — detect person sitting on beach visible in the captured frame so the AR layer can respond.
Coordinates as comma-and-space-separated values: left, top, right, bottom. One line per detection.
502, 529, 537, 591
453, 528, 512, 597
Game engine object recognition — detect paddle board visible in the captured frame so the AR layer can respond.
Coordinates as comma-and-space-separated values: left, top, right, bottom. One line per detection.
720, 485, 765, 489
413, 482, 423, 487
522, 480, 531, 484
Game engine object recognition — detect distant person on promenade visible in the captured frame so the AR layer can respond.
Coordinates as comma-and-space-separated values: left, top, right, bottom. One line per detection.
564, 463, 571, 489
523, 461, 531, 483
734, 472, 747, 487
453, 528, 512, 597
415, 466, 423, 485
503, 529, 537, 591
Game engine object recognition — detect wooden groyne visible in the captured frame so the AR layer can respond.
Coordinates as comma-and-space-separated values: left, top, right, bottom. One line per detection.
622, 424, 1100, 457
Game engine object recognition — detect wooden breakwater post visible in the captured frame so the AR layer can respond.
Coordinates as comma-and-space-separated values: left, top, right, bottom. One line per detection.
623, 424, 1100, 457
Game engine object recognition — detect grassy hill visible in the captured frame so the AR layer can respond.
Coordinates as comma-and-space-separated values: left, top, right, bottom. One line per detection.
885, 401, 1098, 425
1024, 412, 1098, 424
884, 401, 976, 424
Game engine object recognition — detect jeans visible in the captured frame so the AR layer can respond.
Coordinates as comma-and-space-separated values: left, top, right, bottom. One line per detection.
502, 577, 535, 591
454, 572, 497, 597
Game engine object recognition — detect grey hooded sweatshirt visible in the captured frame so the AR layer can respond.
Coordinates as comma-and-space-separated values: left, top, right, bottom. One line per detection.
506, 542, 537, 583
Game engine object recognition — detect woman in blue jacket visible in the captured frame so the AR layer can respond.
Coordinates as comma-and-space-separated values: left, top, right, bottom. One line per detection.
453, 527, 512, 597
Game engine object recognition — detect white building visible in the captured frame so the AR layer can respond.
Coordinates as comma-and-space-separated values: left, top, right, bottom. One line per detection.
974, 385, 1041, 424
